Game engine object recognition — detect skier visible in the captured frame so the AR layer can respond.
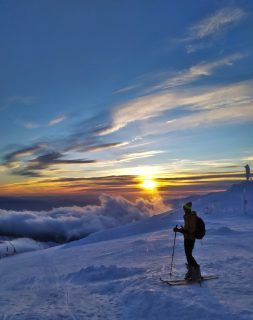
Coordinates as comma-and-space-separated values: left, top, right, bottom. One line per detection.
173, 202, 201, 280
245, 164, 250, 181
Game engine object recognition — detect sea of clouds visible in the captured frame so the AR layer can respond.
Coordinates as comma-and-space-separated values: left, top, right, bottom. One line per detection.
0, 194, 169, 243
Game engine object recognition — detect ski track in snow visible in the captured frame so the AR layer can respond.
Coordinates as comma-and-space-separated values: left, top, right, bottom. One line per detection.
0, 214, 253, 319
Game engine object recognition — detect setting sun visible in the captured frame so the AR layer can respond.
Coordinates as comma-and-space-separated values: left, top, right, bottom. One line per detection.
140, 179, 158, 191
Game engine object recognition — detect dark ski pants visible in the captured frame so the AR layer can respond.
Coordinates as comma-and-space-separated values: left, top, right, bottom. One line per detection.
184, 239, 199, 267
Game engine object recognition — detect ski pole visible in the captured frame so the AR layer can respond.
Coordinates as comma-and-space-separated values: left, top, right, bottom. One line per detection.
169, 225, 177, 278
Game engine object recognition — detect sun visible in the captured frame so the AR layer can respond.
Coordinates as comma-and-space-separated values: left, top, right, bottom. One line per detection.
140, 179, 158, 191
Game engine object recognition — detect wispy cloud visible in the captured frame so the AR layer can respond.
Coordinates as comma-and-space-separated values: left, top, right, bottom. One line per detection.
175, 103, 253, 128
188, 7, 246, 41
97, 80, 253, 136
242, 156, 253, 161
119, 150, 164, 162
141, 100, 253, 139
17, 114, 66, 129
37, 175, 138, 191
2, 144, 97, 177
18, 121, 41, 129
69, 142, 129, 153
4, 144, 47, 163
181, 7, 247, 53
4, 79, 252, 179
150, 84, 253, 136
185, 42, 212, 54
2, 144, 47, 176
15, 152, 97, 177
149, 53, 245, 91
48, 115, 66, 126
113, 84, 142, 94
97, 93, 176, 136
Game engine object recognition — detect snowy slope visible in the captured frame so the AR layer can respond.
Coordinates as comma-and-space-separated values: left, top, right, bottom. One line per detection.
0, 185, 253, 319
193, 181, 253, 216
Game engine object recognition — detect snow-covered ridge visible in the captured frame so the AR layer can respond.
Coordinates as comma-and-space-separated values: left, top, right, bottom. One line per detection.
0, 181, 252, 258
0, 182, 253, 318
172, 181, 253, 216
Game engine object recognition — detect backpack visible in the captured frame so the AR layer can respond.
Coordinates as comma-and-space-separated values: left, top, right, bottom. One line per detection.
194, 215, 206, 239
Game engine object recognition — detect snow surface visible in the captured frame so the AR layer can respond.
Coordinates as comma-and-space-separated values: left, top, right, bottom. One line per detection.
0, 182, 253, 319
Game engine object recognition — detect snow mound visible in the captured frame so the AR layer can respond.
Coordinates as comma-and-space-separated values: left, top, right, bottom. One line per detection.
66, 265, 145, 283
0, 196, 253, 319
207, 226, 241, 236
0, 237, 53, 257
176, 181, 253, 216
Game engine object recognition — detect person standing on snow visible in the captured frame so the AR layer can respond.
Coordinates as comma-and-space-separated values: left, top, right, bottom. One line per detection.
245, 164, 250, 181
173, 202, 201, 280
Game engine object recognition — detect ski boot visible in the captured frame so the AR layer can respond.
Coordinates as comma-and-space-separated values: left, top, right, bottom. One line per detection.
191, 265, 202, 280
184, 264, 193, 280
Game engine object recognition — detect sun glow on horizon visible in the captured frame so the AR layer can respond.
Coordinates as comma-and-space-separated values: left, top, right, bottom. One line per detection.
140, 179, 158, 191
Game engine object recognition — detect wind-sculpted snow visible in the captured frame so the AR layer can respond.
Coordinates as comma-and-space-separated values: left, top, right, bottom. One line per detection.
0, 237, 53, 257
0, 194, 165, 243
66, 265, 145, 283
0, 195, 253, 319
191, 181, 253, 216
207, 226, 242, 235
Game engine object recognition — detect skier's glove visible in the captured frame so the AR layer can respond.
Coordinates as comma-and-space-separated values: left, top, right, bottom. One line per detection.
173, 226, 181, 233
173, 226, 185, 233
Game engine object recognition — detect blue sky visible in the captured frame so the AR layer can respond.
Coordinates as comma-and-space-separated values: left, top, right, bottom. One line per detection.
0, 0, 253, 196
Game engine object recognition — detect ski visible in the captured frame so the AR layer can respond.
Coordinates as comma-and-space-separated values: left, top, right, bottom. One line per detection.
160, 275, 218, 286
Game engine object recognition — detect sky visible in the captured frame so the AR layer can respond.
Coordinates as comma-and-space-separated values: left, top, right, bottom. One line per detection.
0, 0, 253, 198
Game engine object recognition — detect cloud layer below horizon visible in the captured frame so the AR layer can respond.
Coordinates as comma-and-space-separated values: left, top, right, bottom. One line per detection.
0, 194, 168, 242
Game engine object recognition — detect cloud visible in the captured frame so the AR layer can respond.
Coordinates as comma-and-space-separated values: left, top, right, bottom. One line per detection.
3, 80, 252, 180
119, 151, 164, 162
41, 175, 137, 186
142, 101, 253, 139
62, 111, 118, 152
48, 115, 66, 126
96, 80, 253, 136
185, 42, 212, 54
165, 102, 253, 132
97, 93, 176, 136
2, 144, 48, 177
179, 7, 247, 53
18, 121, 41, 129
182, 81, 253, 110
0, 194, 163, 242
4, 144, 47, 164
149, 53, 245, 91
69, 141, 129, 153
3, 78, 251, 181
15, 152, 97, 177
17, 114, 66, 129
113, 84, 142, 94
158, 172, 243, 183
188, 7, 246, 41
2, 145, 97, 177
242, 156, 253, 161
8, 175, 140, 194
31, 152, 96, 167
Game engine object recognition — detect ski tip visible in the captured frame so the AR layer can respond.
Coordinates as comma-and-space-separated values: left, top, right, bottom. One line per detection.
160, 275, 219, 286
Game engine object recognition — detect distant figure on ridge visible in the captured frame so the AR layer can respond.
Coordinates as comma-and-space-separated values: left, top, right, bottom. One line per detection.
173, 202, 204, 280
245, 164, 250, 181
